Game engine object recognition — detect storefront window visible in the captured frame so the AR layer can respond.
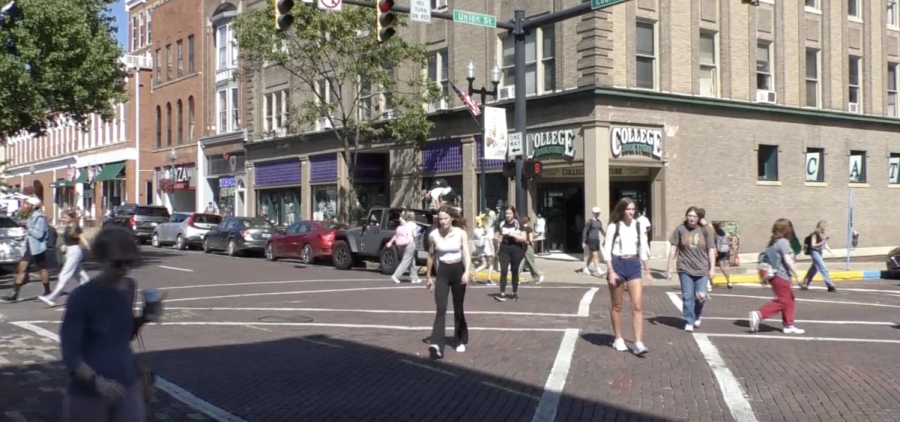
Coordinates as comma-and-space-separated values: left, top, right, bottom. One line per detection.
352, 183, 388, 223
478, 173, 508, 215
257, 188, 300, 227
102, 180, 124, 217
422, 176, 462, 210
217, 176, 236, 217
313, 185, 338, 222
83, 186, 95, 219
54, 187, 77, 218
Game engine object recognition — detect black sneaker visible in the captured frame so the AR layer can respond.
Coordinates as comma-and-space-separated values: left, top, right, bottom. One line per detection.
494, 293, 507, 302
2, 294, 19, 303
827, 286, 837, 293
511, 293, 519, 302
428, 344, 443, 359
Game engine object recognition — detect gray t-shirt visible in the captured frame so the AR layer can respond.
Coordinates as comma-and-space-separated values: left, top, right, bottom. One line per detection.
770, 238, 794, 280
669, 224, 715, 277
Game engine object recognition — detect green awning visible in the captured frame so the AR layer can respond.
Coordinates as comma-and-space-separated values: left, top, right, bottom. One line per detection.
50, 180, 75, 188
94, 162, 126, 182
75, 169, 89, 184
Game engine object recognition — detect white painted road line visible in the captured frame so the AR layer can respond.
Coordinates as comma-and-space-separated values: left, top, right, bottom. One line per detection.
158, 278, 386, 291
693, 334, 759, 422
712, 293, 900, 309
10, 322, 248, 422
165, 285, 423, 303
531, 328, 579, 422
23, 320, 569, 332
577, 287, 599, 317
164, 306, 579, 318
689, 316, 897, 326
158, 265, 194, 272
705, 333, 900, 344
666, 292, 683, 312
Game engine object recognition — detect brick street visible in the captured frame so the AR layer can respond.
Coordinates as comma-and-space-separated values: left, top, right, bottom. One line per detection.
1, 248, 899, 422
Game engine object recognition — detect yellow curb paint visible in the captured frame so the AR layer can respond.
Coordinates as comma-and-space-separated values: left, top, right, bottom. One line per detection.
711, 271, 866, 285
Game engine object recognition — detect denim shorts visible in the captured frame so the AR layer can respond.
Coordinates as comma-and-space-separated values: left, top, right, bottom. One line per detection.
612, 256, 642, 283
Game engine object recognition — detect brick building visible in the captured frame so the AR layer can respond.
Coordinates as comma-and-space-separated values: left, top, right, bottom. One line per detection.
127, 0, 207, 213
2, 54, 153, 226
242, 0, 900, 255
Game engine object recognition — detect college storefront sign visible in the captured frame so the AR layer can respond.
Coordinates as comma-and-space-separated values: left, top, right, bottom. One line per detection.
610, 126, 663, 160
528, 128, 577, 159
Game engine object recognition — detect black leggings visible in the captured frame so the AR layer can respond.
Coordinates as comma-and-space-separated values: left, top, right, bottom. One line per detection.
498, 243, 526, 294
430, 261, 468, 349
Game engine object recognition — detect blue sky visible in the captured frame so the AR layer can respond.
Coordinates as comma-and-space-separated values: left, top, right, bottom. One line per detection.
112, 0, 127, 48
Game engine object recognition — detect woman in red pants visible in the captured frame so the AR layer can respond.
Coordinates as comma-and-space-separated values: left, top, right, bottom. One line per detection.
750, 219, 805, 334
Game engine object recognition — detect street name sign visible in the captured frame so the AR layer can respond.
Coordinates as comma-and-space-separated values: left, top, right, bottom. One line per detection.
591, 0, 629, 10
452, 9, 497, 28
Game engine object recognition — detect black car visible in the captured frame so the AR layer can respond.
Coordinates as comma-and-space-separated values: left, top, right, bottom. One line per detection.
203, 217, 276, 256
887, 247, 900, 274
102, 204, 171, 243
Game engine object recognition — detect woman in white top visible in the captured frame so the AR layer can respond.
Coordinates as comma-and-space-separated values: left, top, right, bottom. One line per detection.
602, 198, 650, 356
425, 206, 472, 360
471, 215, 495, 284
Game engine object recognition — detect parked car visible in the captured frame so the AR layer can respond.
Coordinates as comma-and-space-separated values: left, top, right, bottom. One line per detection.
152, 212, 222, 250
887, 247, 900, 274
203, 217, 276, 256
0, 216, 25, 269
265, 220, 348, 264
102, 204, 170, 243
331, 208, 434, 275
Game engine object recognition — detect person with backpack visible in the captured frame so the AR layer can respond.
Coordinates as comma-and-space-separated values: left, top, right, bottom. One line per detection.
3, 197, 52, 302
750, 218, 805, 334
581, 206, 606, 276
665, 207, 715, 332
802, 220, 835, 292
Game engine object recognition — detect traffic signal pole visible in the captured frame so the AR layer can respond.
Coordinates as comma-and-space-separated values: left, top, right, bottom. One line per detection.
337, 0, 617, 218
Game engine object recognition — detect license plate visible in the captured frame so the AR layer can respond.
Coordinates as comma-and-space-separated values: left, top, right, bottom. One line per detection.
150, 222, 158, 226
262, 233, 271, 239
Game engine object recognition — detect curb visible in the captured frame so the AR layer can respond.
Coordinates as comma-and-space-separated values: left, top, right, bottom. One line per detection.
710, 269, 886, 285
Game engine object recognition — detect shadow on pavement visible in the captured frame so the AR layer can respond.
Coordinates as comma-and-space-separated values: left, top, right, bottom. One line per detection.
731, 319, 781, 333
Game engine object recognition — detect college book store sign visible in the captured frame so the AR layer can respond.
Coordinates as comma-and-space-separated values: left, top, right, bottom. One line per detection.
527, 128, 577, 159
610, 126, 663, 160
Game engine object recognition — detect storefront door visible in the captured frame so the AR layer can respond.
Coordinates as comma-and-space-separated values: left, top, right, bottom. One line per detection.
536, 183, 584, 253
610, 181, 652, 220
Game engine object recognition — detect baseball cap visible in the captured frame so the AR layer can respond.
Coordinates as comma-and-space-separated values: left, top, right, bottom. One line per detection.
26, 197, 41, 206
591, 207, 601, 214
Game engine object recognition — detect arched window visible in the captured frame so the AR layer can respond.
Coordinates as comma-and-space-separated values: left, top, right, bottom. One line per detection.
165, 103, 172, 146
155, 106, 162, 148
177, 100, 183, 144
187, 96, 195, 143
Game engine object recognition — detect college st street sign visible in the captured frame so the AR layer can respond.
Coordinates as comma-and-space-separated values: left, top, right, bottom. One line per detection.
610, 126, 663, 160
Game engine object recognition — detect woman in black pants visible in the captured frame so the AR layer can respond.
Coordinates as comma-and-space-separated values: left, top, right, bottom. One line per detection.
495, 206, 527, 302
425, 206, 472, 359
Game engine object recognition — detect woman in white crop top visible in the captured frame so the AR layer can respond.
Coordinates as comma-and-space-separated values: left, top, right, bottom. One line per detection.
424, 206, 472, 360
602, 198, 650, 356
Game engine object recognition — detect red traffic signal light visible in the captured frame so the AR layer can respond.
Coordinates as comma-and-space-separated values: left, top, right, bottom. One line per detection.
523, 160, 543, 178
376, 0, 396, 43
275, 0, 295, 31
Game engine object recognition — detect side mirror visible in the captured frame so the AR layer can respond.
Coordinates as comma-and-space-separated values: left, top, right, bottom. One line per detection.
357, 219, 367, 227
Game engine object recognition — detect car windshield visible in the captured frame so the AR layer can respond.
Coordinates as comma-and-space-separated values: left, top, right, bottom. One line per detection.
136, 207, 170, 217
243, 218, 274, 228
193, 214, 221, 224
319, 222, 349, 231
0, 218, 19, 228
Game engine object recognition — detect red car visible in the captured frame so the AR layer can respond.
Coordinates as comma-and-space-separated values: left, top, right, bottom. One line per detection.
265, 220, 348, 264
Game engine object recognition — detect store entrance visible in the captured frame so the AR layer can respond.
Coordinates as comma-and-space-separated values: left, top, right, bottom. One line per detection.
536, 183, 585, 253
611, 181, 652, 220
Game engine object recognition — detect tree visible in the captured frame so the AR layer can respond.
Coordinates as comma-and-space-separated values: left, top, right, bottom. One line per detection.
0, 0, 128, 141
234, 3, 441, 223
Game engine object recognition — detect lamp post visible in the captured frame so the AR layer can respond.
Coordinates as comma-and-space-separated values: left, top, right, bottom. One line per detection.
466, 59, 501, 216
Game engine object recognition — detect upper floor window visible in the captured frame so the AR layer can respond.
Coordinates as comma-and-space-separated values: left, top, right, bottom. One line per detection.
806, 49, 820, 108
756, 42, 773, 91
155, 105, 161, 147
166, 45, 172, 81
177, 100, 183, 145
165, 103, 172, 146
699, 32, 717, 97
315, 78, 335, 130
155, 49, 161, 84
635, 21, 656, 90
264, 90, 289, 133
188, 96, 195, 143
889, 153, 900, 184
188, 36, 195, 74
138, 13, 145, 47
131, 16, 138, 51
849, 0, 860, 19
890, 0, 899, 27
888, 63, 898, 117
805, 148, 825, 183
757, 144, 779, 181
805, 0, 819, 10
848, 56, 861, 112
217, 89, 239, 134
177, 40, 183, 78
217, 25, 228, 70
500, 25, 556, 97
147, 10, 152, 44
360, 74, 373, 121
426, 49, 448, 110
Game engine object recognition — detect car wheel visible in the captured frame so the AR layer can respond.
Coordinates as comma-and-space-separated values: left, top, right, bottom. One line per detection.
203, 238, 211, 253
300, 244, 314, 265
151, 233, 160, 248
332, 240, 352, 270
266, 243, 278, 261
175, 235, 185, 250
380, 246, 398, 276
227, 239, 238, 257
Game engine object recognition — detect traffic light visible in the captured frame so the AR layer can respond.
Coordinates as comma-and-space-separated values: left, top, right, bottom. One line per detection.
275, 0, 295, 31
376, 0, 396, 43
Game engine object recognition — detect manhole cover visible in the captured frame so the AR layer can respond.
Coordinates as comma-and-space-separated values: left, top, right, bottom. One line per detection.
257, 316, 314, 323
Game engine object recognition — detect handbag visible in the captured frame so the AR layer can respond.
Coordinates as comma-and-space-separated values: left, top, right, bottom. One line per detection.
134, 333, 157, 400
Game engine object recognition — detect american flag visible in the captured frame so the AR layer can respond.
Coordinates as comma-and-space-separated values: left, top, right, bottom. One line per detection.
450, 81, 481, 117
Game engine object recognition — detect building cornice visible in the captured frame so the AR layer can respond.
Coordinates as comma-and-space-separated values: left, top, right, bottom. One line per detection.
199, 129, 247, 147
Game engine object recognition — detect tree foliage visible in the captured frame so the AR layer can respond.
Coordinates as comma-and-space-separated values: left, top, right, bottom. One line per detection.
0, 0, 127, 142
235, 3, 441, 221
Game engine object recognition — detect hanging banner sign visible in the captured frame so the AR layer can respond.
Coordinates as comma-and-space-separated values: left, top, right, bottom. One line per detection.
482, 106, 508, 160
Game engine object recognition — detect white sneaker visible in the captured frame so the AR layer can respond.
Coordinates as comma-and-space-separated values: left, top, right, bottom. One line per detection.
391, 276, 401, 284
694, 318, 702, 328
536, 275, 545, 284
456, 344, 466, 352
581, 267, 591, 275
633, 342, 649, 356
749, 311, 761, 332
411, 279, 422, 284
684, 324, 694, 332
37, 295, 55, 307
611, 338, 628, 352
783, 326, 805, 334
428, 344, 443, 359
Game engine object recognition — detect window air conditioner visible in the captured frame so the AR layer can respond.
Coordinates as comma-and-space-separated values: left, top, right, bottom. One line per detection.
499, 86, 515, 100
318, 116, 333, 130
429, 100, 447, 112
848, 103, 860, 113
755, 90, 777, 104
380, 110, 395, 120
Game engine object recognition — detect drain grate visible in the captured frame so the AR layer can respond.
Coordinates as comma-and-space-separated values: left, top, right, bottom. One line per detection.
257, 315, 314, 323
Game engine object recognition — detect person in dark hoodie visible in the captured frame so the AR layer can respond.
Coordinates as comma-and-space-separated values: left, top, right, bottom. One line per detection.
581, 206, 606, 276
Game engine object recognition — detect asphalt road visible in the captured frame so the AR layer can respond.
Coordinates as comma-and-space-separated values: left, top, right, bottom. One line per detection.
1, 246, 900, 422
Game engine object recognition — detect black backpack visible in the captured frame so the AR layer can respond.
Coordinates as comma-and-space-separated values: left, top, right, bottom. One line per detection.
802, 234, 813, 255
45, 224, 58, 249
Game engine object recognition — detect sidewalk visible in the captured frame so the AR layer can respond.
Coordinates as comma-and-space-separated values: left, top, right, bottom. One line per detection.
0, 322, 212, 421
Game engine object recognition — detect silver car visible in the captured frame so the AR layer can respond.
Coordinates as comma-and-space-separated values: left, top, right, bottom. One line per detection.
151, 212, 222, 250
0, 216, 25, 267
